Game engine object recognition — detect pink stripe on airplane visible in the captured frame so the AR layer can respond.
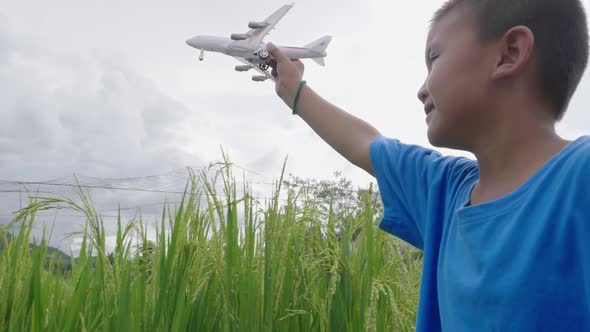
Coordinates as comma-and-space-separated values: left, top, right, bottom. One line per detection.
282, 46, 310, 50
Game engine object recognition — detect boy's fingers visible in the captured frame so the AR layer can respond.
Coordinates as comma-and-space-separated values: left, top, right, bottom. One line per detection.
267, 42, 289, 63
293, 59, 304, 70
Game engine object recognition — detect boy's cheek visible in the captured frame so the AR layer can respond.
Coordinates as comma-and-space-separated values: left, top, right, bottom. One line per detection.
426, 72, 443, 103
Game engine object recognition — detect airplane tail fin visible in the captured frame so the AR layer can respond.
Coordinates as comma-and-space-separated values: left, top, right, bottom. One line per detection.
305, 35, 332, 52
312, 57, 326, 66
305, 35, 332, 66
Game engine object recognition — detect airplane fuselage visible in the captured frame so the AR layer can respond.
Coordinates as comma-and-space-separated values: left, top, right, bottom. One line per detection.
186, 35, 326, 63
186, 3, 330, 82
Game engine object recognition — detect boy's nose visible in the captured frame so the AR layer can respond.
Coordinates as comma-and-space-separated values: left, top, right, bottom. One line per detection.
417, 82, 428, 104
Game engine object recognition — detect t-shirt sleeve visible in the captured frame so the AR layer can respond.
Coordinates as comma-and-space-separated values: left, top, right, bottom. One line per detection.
369, 135, 476, 250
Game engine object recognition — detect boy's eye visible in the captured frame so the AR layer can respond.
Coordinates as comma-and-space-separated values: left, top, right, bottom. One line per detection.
429, 54, 439, 62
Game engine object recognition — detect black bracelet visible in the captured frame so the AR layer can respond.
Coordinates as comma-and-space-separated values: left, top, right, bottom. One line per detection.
292, 80, 307, 115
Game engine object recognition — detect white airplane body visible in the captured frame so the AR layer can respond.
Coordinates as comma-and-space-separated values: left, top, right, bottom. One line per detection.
186, 3, 332, 82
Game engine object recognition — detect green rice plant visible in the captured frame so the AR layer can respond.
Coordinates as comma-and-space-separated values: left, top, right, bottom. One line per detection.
0, 157, 422, 332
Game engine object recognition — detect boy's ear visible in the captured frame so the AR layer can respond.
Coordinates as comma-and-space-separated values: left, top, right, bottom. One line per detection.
491, 26, 535, 80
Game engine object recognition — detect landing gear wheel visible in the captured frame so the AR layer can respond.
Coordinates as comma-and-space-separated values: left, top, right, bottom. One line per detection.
259, 63, 269, 70
258, 49, 270, 60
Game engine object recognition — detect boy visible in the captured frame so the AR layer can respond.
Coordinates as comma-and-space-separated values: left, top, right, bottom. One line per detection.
267, 0, 589, 331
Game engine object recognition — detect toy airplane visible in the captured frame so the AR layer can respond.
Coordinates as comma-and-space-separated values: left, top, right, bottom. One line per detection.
185, 3, 331, 82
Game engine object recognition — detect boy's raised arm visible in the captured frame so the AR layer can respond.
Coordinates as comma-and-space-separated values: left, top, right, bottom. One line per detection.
267, 43, 381, 176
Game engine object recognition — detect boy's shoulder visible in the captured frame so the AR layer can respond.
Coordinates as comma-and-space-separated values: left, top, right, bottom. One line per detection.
370, 134, 590, 181
531, 135, 590, 187
557, 135, 590, 168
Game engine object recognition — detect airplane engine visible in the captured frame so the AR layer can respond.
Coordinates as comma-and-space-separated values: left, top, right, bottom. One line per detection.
252, 75, 269, 82
235, 65, 252, 72
248, 21, 268, 29
231, 33, 249, 40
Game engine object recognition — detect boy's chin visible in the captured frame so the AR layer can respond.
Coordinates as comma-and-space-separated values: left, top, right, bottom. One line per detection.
427, 125, 456, 149
427, 125, 445, 147
427, 128, 470, 151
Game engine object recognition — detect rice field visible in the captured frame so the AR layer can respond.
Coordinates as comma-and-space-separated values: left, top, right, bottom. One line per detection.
0, 161, 422, 331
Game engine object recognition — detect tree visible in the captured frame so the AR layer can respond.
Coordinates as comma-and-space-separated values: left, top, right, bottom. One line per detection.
282, 171, 383, 225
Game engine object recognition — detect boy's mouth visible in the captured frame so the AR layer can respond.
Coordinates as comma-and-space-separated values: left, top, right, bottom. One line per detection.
426, 111, 434, 124
424, 103, 435, 115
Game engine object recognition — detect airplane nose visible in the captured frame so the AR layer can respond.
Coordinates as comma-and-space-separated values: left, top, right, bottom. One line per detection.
186, 37, 199, 48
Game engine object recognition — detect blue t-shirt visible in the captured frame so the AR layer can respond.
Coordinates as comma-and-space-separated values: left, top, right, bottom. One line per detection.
369, 135, 590, 331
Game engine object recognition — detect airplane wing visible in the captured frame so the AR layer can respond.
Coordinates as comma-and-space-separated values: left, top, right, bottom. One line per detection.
235, 3, 294, 50
233, 57, 275, 82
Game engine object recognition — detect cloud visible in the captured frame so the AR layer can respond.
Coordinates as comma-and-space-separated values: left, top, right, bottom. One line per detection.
0, 42, 200, 180
0, 16, 216, 251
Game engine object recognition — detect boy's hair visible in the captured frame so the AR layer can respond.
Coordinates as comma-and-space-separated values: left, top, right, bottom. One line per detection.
433, 0, 589, 120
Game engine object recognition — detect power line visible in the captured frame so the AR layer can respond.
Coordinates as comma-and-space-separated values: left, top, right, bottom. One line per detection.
0, 186, 376, 217
0, 188, 299, 211
0, 191, 367, 217
0, 190, 54, 194
0, 161, 375, 195
69, 168, 193, 182
0, 178, 374, 196
0, 186, 289, 204
0, 181, 190, 195
0, 165, 379, 216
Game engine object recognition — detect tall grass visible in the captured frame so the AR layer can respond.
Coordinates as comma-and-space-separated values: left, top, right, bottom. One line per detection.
0, 160, 422, 331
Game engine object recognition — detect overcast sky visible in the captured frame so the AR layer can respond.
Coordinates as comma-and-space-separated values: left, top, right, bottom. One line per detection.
1, 0, 589, 252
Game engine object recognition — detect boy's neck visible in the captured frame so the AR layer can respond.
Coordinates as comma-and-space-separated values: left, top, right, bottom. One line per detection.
468, 112, 570, 206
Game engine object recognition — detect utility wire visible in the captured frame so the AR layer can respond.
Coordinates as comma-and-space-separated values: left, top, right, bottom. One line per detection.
0, 177, 374, 195
0, 165, 378, 216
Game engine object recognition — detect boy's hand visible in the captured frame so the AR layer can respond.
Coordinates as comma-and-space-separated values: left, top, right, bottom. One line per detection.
267, 42, 305, 108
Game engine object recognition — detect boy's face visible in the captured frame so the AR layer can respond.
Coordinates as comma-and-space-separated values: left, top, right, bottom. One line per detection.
418, 6, 497, 149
